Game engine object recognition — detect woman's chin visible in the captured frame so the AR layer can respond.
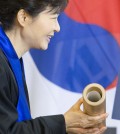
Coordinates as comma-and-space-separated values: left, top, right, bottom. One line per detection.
40, 45, 48, 50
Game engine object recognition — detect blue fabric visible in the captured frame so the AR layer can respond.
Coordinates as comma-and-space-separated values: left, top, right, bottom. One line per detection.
0, 26, 31, 122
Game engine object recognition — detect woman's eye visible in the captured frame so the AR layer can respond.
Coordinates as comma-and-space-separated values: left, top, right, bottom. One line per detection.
51, 17, 57, 19
51, 14, 59, 19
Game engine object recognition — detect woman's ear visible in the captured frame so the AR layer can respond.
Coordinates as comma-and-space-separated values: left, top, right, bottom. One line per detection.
17, 9, 32, 27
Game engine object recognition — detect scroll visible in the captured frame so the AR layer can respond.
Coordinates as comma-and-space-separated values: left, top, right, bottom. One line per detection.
82, 83, 106, 127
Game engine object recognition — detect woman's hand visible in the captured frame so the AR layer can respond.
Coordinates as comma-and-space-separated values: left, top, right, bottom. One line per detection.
64, 98, 108, 134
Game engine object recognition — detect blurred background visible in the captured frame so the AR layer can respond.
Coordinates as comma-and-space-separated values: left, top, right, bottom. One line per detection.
23, 0, 120, 133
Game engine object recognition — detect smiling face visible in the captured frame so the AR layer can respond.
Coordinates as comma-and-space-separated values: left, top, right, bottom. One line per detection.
21, 7, 60, 50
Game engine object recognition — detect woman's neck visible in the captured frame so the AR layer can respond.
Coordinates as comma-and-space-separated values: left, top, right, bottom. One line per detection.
5, 27, 29, 58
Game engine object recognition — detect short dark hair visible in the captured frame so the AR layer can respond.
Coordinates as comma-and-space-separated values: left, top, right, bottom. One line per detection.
0, 0, 68, 31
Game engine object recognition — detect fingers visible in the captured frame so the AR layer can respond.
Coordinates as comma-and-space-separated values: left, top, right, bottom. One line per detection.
66, 112, 108, 129
88, 113, 108, 121
72, 113, 108, 128
87, 113, 108, 127
96, 127, 107, 134
67, 127, 107, 134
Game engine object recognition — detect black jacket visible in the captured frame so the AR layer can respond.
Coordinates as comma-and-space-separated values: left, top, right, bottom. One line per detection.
0, 49, 66, 134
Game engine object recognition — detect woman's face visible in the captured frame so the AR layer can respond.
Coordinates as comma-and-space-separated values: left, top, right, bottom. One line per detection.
22, 7, 60, 50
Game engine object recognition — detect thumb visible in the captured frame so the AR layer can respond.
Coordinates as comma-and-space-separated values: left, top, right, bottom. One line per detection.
72, 97, 83, 111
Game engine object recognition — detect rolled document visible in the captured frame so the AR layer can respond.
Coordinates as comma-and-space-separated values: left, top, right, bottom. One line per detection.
82, 83, 106, 127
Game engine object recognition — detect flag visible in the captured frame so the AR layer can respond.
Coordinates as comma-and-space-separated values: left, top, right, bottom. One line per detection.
23, 0, 120, 133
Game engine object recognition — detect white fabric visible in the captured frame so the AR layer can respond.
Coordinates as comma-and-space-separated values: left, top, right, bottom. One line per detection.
23, 52, 120, 133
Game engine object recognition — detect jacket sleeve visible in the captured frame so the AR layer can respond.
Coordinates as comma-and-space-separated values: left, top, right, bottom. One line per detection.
0, 60, 66, 134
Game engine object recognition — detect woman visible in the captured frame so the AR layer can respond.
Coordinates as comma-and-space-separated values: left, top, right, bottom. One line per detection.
0, 0, 107, 133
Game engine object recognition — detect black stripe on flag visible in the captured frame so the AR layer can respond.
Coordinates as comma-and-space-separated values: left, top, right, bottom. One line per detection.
105, 127, 116, 134
112, 73, 120, 120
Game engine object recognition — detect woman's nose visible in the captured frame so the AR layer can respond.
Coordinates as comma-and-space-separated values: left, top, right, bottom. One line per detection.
54, 20, 60, 32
